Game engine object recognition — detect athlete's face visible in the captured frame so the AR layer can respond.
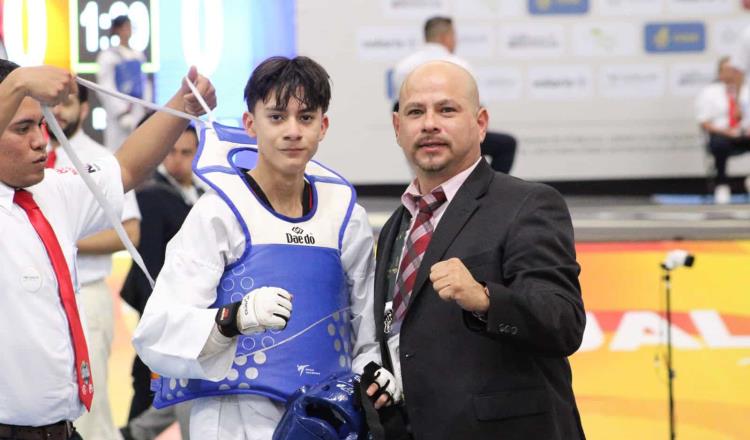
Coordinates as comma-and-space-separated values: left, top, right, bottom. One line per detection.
243, 89, 329, 177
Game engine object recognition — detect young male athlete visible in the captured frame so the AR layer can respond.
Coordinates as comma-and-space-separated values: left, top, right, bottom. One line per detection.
133, 56, 379, 439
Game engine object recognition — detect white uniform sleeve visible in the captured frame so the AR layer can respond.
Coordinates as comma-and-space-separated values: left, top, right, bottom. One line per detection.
133, 192, 246, 381
342, 204, 381, 374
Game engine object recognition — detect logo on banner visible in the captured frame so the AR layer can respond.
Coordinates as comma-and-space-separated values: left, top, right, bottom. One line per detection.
645, 22, 706, 53
529, 0, 589, 14
572, 23, 638, 57
499, 24, 565, 58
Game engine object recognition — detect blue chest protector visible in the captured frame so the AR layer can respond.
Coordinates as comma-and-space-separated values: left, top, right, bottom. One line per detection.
115, 59, 144, 99
152, 123, 358, 408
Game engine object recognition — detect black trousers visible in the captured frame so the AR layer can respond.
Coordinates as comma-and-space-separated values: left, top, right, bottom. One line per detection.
708, 133, 750, 184
0, 429, 82, 440
127, 355, 155, 421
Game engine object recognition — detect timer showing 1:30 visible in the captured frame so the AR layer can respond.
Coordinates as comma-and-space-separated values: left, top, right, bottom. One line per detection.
72, 0, 157, 73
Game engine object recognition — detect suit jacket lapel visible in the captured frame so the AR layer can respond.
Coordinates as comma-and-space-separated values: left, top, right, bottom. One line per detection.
405, 161, 494, 315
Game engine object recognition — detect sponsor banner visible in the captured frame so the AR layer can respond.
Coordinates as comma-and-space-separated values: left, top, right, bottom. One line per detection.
475, 66, 523, 102
497, 23, 566, 59
528, 0, 589, 15
598, 64, 666, 99
454, 0, 525, 18
572, 22, 639, 57
455, 25, 494, 59
645, 22, 706, 53
596, 0, 664, 16
528, 65, 593, 100
357, 27, 420, 61
572, 240, 750, 439
380, 0, 448, 18
669, 62, 715, 97
712, 19, 750, 56
665, 0, 735, 15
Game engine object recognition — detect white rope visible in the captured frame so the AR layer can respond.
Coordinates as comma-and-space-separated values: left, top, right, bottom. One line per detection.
182, 75, 215, 125
44, 75, 215, 288
42, 106, 156, 287
75, 76, 203, 124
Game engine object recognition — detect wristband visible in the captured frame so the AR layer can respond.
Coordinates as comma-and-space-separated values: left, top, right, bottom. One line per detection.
215, 301, 242, 338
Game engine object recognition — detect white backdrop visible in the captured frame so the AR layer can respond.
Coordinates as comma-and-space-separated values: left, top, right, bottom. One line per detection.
297, 0, 750, 184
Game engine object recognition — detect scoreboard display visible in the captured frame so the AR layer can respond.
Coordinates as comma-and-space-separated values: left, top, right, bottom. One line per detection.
3, 0, 295, 123
71, 0, 157, 73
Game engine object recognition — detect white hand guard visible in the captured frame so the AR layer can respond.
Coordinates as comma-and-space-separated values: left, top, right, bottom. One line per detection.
236, 287, 293, 335
373, 366, 403, 405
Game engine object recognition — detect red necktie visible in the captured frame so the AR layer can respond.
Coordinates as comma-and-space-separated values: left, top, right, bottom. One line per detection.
45, 148, 57, 169
392, 189, 447, 325
728, 93, 739, 129
14, 189, 93, 410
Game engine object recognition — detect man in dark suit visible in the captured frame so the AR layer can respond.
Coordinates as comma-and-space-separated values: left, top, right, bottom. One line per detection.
366, 61, 586, 439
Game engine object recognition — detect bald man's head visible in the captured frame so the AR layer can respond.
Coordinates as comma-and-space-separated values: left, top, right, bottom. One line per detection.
399, 61, 481, 114
392, 61, 488, 191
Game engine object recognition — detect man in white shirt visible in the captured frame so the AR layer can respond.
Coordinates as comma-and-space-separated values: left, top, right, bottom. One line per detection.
391, 16, 516, 175
0, 59, 215, 438
391, 17, 471, 102
695, 56, 750, 204
48, 85, 142, 440
96, 15, 152, 152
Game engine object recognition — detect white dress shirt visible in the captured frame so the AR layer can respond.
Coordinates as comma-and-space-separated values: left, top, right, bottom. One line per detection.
392, 42, 475, 99
695, 82, 750, 131
0, 157, 123, 426
54, 131, 141, 284
95, 45, 152, 152
387, 158, 482, 392
133, 191, 379, 439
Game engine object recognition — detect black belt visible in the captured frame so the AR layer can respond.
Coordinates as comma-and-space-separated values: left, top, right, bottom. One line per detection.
0, 421, 74, 440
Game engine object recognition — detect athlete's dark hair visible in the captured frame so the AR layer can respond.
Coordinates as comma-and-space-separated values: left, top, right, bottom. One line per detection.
110, 15, 131, 36
244, 56, 331, 114
0, 59, 20, 84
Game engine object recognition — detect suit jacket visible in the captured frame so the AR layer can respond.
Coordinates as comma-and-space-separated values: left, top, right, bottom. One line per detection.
120, 172, 201, 313
374, 161, 586, 439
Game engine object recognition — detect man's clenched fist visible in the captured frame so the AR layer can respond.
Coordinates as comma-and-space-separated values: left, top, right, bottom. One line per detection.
430, 258, 489, 313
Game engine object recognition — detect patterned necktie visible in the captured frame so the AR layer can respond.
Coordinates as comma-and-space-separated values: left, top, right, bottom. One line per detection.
392, 188, 447, 325
14, 189, 94, 410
